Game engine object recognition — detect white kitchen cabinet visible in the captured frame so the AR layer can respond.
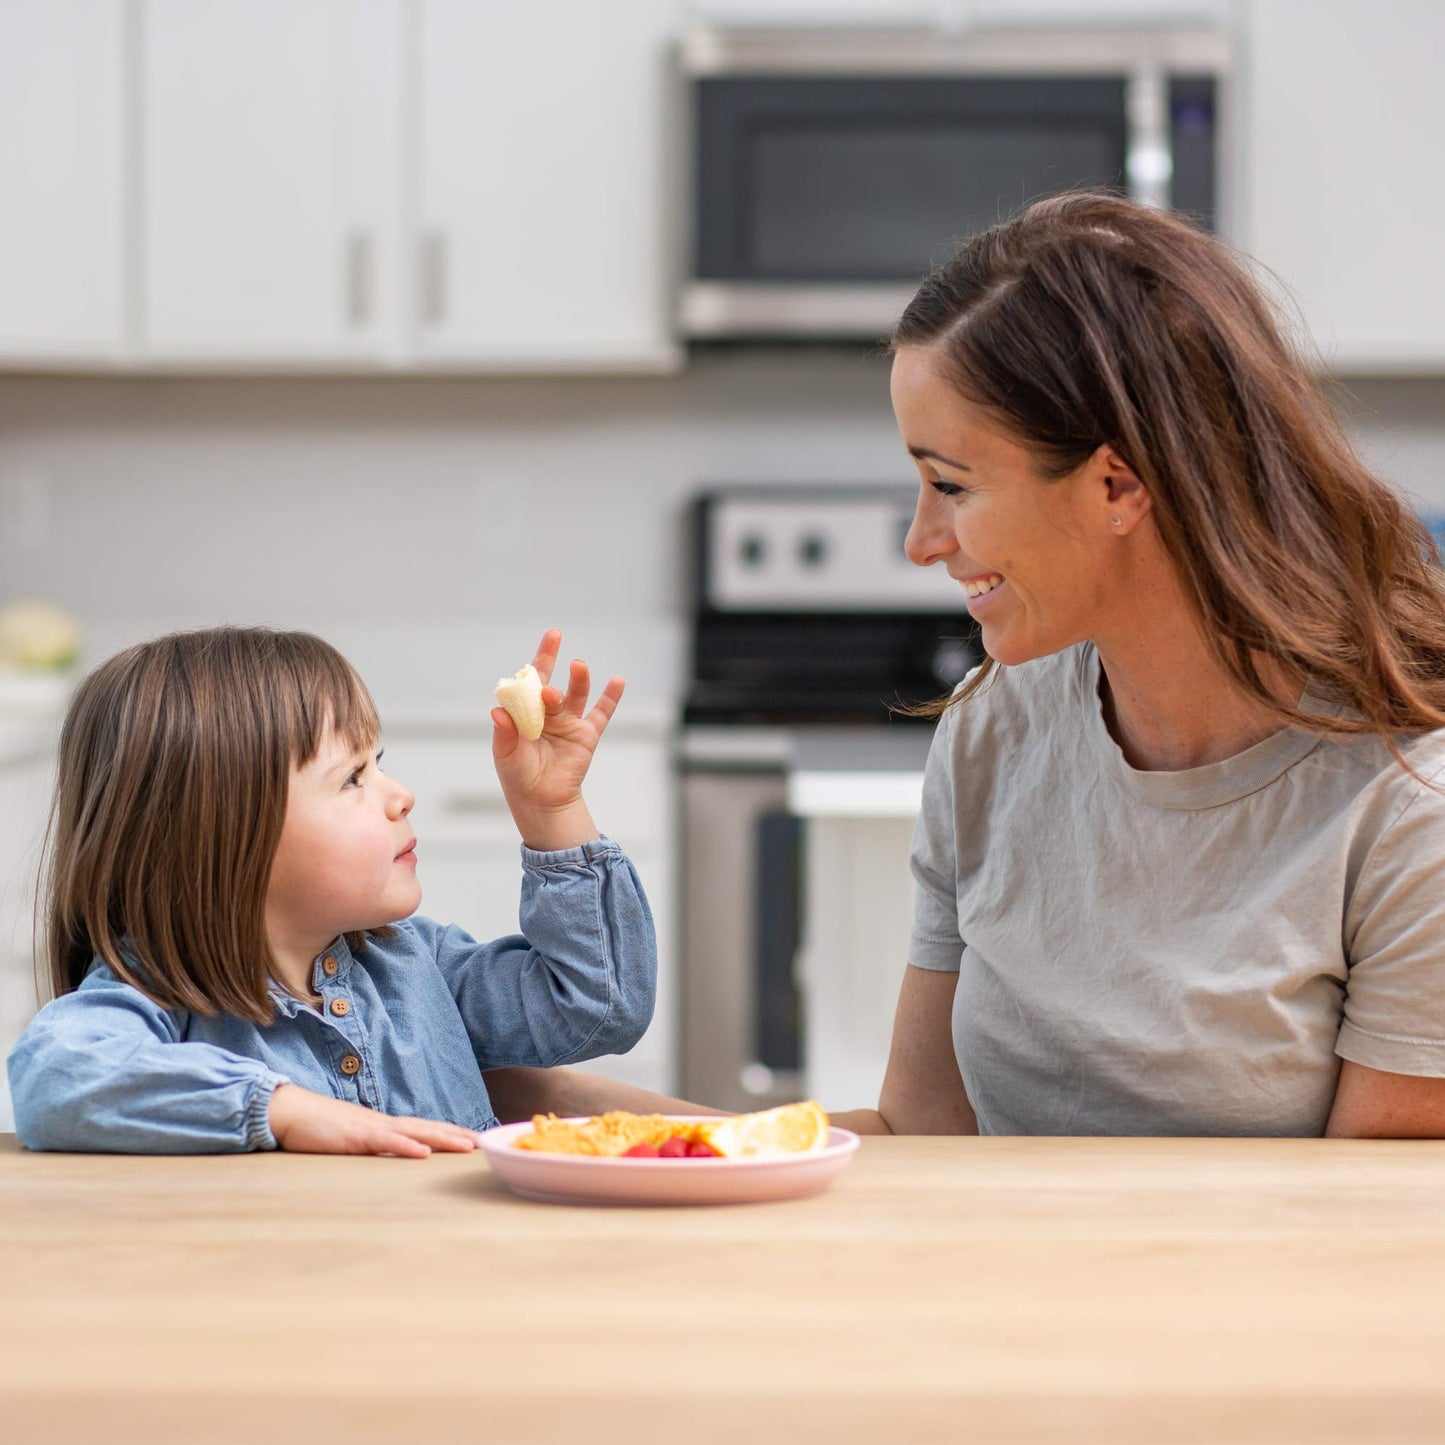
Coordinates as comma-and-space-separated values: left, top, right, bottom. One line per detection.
385, 728, 678, 1094
0, 720, 61, 1134
1241, 0, 1445, 372
139, 0, 404, 363
408, 0, 682, 372
0, 0, 126, 364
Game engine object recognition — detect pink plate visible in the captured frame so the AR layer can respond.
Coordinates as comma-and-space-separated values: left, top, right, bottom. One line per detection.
476, 1115, 860, 1207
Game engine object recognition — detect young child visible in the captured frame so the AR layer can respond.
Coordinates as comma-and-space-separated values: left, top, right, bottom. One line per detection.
6, 625, 656, 1156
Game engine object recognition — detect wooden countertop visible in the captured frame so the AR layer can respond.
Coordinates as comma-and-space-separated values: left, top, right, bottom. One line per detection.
6, 1132, 1445, 1444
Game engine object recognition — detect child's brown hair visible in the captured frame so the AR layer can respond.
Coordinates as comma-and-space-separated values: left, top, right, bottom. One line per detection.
41, 627, 380, 1022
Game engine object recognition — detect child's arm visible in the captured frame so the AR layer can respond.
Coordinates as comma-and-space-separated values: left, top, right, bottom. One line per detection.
427, 630, 656, 1067
7, 969, 286, 1153
8, 968, 481, 1157
422, 837, 657, 1069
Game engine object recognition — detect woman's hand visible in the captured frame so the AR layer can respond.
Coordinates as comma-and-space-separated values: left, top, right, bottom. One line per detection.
267, 1083, 480, 1158
491, 628, 624, 852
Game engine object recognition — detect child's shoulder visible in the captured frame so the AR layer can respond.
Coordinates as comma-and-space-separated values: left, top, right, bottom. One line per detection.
24, 958, 186, 1039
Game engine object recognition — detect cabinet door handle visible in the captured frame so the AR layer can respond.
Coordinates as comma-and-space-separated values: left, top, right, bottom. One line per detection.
421, 231, 448, 325
345, 231, 373, 327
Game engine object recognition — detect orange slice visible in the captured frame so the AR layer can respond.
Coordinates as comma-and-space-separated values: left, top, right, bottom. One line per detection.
700, 1101, 830, 1159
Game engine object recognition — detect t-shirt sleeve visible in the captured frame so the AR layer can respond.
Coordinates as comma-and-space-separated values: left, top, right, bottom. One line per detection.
1337, 770, 1445, 1076
908, 701, 965, 972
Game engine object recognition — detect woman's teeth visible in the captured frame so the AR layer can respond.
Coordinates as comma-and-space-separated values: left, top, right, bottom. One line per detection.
963, 574, 1004, 599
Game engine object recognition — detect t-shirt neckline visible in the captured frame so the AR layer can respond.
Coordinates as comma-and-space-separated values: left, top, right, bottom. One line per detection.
1079, 644, 1338, 810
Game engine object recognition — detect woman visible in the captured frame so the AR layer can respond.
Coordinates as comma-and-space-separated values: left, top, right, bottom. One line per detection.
489, 191, 1445, 1138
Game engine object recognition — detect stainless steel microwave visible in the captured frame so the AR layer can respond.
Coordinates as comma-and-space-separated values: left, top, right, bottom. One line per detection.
677, 25, 1231, 340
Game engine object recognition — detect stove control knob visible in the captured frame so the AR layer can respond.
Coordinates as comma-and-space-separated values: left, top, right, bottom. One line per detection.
739, 533, 767, 568
798, 533, 828, 567
931, 638, 977, 689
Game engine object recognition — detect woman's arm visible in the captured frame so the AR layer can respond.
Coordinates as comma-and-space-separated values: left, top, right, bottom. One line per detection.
829, 964, 978, 1136
1326, 1059, 1445, 1138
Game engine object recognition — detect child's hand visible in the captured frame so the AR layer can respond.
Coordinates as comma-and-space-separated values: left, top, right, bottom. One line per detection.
490, 628, 624, 852
268, 1084, 479, 1158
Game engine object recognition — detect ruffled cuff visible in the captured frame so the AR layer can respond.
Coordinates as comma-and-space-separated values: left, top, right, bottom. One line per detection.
243, 1073, 290, 1152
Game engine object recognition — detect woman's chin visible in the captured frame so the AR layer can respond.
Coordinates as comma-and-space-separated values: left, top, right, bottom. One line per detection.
980, 626, 1055, 669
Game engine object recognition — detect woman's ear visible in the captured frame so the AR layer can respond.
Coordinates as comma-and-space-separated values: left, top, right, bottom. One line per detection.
1093, 444, 1150, 533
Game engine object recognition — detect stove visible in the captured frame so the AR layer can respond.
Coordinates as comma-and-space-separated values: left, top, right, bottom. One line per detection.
683, 487, 982, 725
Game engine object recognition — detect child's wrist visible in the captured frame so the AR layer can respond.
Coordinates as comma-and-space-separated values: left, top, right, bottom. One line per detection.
510, 799, 599, 853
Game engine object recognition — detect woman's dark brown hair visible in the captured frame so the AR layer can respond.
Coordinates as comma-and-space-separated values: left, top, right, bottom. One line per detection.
893, 190, 1445, 751
41, 627, 380, 1021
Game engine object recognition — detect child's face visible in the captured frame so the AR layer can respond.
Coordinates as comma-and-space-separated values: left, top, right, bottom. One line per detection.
265, 726, 420, 949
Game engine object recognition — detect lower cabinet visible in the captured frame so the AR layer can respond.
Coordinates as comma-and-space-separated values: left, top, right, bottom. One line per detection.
0, 730, 58, 1134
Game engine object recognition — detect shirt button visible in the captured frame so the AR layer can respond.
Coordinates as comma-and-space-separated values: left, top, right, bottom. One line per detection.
330, 998, 351, 1017
322, 956, 339, 976
340, 1055, 361, 1076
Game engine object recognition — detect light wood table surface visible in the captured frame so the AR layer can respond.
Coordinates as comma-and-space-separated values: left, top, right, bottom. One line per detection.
5, 1132, 1445, 1444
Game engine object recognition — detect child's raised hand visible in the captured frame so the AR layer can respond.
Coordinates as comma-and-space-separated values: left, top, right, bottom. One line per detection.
268, 1084, 479, 1159
490, 629, 623, 852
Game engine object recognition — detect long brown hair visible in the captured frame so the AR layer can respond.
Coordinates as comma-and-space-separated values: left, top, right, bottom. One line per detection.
893, 190, 1445, 751
41, 627, 381, 1021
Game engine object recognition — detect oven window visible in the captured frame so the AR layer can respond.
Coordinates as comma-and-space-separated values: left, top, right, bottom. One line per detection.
695, 77, 1130, 282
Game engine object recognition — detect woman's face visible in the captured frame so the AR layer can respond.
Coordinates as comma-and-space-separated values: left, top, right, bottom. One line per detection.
891, 343, 1123, 667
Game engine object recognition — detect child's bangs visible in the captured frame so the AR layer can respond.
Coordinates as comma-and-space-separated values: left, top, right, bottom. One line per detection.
280, 637, 381, 768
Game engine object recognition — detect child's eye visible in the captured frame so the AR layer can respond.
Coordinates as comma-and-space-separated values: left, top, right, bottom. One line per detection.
344, 748, 384, 789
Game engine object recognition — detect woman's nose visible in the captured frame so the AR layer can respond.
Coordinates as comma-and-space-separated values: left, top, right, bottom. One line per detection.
904, 493, 956, 568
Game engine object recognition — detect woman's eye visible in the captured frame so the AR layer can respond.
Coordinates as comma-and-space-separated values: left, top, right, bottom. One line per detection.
931, 479, 969, 499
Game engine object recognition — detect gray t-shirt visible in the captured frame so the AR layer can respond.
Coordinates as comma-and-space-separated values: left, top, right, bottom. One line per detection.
908, 642, 1445, 1136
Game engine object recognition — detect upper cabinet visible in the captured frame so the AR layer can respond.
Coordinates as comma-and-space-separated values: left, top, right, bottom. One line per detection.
1240, 0, 1445, 372
0, 0, 680, 374
140, 0, 403, 364
7, 1, 1445, 375
0, 1, 126, 364
412, 0, 680, 371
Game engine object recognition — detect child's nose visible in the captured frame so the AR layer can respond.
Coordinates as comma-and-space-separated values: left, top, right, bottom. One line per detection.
388, 779, 414, 819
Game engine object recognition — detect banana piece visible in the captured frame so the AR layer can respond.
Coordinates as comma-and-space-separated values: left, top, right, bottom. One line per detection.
494, 663, 545, 740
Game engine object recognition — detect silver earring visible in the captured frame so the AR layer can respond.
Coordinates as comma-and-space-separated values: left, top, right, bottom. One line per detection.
1110, 515, 1122, 526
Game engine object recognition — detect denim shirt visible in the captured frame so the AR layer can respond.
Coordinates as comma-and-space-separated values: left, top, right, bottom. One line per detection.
7, 836, 655, 1153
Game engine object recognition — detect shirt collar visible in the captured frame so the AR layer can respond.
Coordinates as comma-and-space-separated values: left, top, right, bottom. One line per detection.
265, 936, 355, 1011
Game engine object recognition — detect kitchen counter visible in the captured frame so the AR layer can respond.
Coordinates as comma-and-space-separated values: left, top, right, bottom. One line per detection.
6, 1133, 1445, 1443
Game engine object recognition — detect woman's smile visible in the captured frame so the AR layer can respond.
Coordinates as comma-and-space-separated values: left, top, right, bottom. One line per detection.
955, 572, 1007, 606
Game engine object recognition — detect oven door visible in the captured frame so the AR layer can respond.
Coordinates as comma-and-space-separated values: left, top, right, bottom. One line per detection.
680, 760, 805, 1114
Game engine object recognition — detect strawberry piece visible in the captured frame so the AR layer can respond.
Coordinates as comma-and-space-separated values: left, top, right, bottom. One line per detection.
621, 1142, 659, 1158
657, 1135, 690, 1158
687, 1140, 721, 1158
